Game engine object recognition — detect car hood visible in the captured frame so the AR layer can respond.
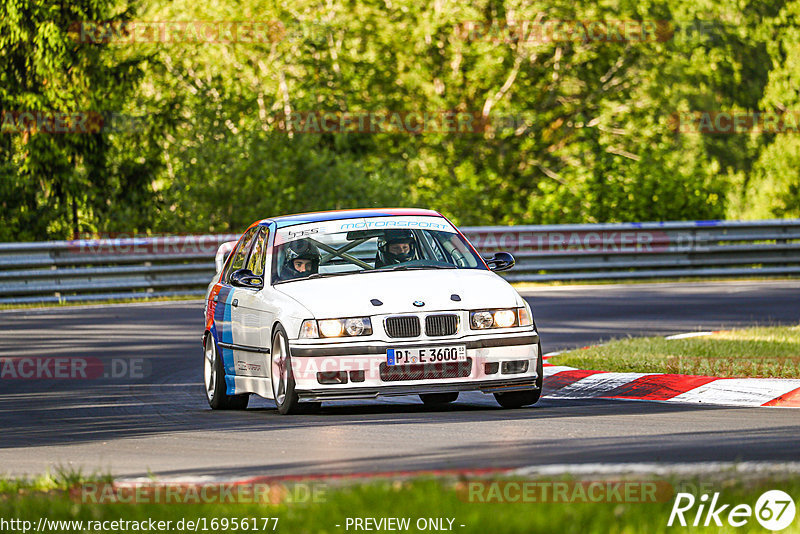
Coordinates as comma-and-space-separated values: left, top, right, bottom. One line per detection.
274, 269, 522, 318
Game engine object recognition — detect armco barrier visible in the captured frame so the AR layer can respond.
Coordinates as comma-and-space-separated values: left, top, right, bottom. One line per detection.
462, 219, 800, 282
0, 220, 798, 304
0, 234, 237, 305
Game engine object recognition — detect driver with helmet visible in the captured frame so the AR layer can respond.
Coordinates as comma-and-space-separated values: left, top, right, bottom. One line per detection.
375, 229, 417, 267
279, 239, 320, 280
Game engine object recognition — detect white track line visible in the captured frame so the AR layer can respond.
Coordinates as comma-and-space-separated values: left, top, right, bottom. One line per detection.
664, 331, 715, 340
512, 462, 800, 477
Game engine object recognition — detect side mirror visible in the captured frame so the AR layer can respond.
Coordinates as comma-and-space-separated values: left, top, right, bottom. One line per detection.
230, 268, 264, 289
485, 252, 515, 272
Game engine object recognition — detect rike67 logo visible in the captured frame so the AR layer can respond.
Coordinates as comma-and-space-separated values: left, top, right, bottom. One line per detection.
668, 490, 796, 531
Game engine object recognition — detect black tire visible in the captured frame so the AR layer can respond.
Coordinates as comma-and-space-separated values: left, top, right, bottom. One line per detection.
271, 324, 302, 415
204, 334, 249, 410
420, 392, 459, 405
493, 342, 544, 409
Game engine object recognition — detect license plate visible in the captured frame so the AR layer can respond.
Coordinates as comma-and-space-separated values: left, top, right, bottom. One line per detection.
387, 345, 467, 366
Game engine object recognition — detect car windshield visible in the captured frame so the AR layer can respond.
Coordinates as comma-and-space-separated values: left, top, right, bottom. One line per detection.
271, 215, 486, 283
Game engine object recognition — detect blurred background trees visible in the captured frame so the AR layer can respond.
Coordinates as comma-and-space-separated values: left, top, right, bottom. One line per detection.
2, 0, 799, 239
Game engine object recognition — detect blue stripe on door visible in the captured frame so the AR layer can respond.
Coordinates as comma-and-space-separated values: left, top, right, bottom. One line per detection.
213, 286, 236, 379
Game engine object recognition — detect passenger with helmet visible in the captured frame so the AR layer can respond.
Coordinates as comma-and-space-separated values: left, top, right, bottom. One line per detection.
279, 239, 320, 280
375, 229, 417, 268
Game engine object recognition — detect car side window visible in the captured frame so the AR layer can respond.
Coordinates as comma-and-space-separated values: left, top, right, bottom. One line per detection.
440, 232, 480, 268
246, 228, 269, 276
224, 227, 259, 283
419, 230, 447, 262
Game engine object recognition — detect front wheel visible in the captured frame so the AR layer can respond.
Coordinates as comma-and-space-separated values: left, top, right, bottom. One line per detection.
494, 342, 543, 409
204, 334, 249, 410
271, 325, 302, 415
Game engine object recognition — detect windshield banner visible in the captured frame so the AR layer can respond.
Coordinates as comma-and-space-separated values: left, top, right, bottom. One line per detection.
274, 216, 456, 246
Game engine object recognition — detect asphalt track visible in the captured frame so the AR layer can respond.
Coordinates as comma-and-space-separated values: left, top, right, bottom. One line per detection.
1, 280, 799, 480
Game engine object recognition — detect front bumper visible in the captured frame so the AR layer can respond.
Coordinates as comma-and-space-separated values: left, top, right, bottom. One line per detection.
288, 332, 539, 401
297, 377, 538, 402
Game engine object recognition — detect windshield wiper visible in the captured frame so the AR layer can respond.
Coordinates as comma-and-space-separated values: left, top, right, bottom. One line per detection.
381, 265, 456, 272
274, 272, 355, 283
278, 265, 455, 282
305, 271, 357, 280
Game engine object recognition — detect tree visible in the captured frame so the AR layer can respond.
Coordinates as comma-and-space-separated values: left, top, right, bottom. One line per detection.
0, 0, 160, 240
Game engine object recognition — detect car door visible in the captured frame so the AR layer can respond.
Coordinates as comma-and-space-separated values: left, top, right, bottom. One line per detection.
218, 226, 260, 379
231, 226, 275, 377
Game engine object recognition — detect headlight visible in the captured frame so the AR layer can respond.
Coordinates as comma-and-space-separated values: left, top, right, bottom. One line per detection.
471, 311, 494, 329
319, 319, 344, 338
313, 317, 373, 338
494, 309, 517, 328
470, 308, 525, 329
344, 317, 368, 336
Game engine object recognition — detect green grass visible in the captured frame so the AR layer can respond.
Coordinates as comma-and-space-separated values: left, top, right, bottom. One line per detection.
1, 474, 799, 533
0, 468, 114, 494
549, 325, 800, 378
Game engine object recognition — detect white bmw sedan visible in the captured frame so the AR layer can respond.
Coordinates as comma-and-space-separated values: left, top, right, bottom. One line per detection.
203, 208, 542, 414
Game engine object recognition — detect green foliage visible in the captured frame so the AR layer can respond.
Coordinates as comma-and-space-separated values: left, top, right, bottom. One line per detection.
730, 0, 800, 219
3, 475, 800, 534
0, 0, 166, 240
2, 0, 800, 239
